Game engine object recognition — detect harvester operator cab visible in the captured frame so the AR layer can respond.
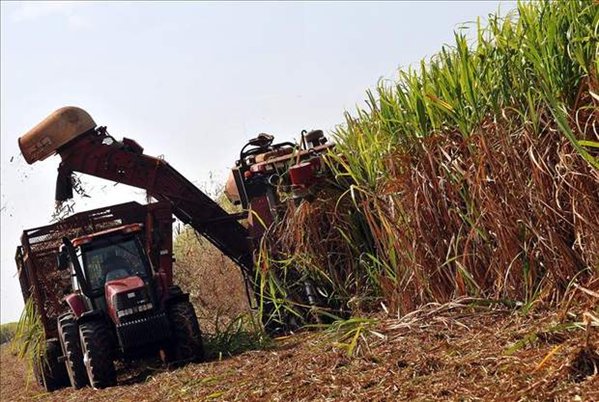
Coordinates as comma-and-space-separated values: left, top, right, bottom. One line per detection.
225, 133, 298, 208
225, 129, 330, 210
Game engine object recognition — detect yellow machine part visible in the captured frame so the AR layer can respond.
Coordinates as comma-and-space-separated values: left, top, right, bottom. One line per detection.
18, 106, 96, 164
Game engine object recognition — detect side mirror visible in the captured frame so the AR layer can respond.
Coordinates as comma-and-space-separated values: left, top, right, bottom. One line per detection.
57, 246, 70, 270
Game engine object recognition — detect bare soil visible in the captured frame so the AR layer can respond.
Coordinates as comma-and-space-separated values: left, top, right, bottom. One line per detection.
1, 303, 597, 401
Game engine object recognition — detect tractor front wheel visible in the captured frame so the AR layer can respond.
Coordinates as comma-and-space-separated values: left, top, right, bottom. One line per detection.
165, 301, 204, 364
79, 319, 116, 389
57, 313, 88, 388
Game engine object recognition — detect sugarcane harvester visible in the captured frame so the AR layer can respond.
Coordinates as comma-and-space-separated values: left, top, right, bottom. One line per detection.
16, 107, 334, 390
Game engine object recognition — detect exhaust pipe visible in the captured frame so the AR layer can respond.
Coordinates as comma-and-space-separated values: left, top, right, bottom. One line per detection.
18, 106, 96, 164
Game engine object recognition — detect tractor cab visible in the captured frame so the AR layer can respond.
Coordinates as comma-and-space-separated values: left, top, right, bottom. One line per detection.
60, 223, 157, 324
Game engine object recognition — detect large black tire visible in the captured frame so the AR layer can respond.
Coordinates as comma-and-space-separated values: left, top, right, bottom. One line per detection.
166, 301, 204, 364
57, 313, 88, 388
79, 320, 116, 389
33, 338, 69, 392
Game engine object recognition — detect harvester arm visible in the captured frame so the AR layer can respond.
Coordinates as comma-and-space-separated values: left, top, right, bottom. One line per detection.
19, 107, 255, 277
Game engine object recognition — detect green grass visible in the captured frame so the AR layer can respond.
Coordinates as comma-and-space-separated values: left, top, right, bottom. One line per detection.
12, 298, 45, 378
0, 322, 18, 345
334, 0, 598, 177
203, 313, 272, 360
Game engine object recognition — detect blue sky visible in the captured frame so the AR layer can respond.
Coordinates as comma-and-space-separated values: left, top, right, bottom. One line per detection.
0, 1, 516, 323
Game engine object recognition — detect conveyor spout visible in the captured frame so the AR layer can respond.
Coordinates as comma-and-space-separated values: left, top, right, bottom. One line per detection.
18, 107, 96, 164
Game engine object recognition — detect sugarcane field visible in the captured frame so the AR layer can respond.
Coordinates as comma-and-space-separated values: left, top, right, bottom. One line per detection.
0, 1, 598, 401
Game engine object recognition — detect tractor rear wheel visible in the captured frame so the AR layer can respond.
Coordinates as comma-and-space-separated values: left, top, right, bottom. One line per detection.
166, 301, 204, 364
79, 319, 116, 389
57, 313, 88, 388
33, 338, 69, 392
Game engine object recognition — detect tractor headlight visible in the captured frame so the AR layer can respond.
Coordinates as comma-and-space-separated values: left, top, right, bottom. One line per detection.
117, 302, 153, 318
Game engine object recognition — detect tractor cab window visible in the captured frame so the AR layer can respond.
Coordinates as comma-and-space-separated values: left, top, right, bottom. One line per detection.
81, 235, 151, 292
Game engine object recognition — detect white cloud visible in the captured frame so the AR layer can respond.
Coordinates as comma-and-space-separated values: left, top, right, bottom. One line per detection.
11, 1, 91, 31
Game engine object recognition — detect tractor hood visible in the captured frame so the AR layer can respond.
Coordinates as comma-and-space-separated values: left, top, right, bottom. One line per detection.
18, 106, 96, 164
105, 275, 149, 323
105, 275, 145, 300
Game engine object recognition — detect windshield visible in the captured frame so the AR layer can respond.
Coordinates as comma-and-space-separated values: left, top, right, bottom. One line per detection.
81, 236, 150, 291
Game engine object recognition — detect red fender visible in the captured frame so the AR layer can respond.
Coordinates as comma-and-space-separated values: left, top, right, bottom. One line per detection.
64, 293, 86, 317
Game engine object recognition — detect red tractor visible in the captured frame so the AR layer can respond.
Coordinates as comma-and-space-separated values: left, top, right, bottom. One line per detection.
17, 202, 203, 390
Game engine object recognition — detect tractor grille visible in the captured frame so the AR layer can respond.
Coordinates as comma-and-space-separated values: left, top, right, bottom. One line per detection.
116, 312, 170, 350
114, 287, 150, 311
